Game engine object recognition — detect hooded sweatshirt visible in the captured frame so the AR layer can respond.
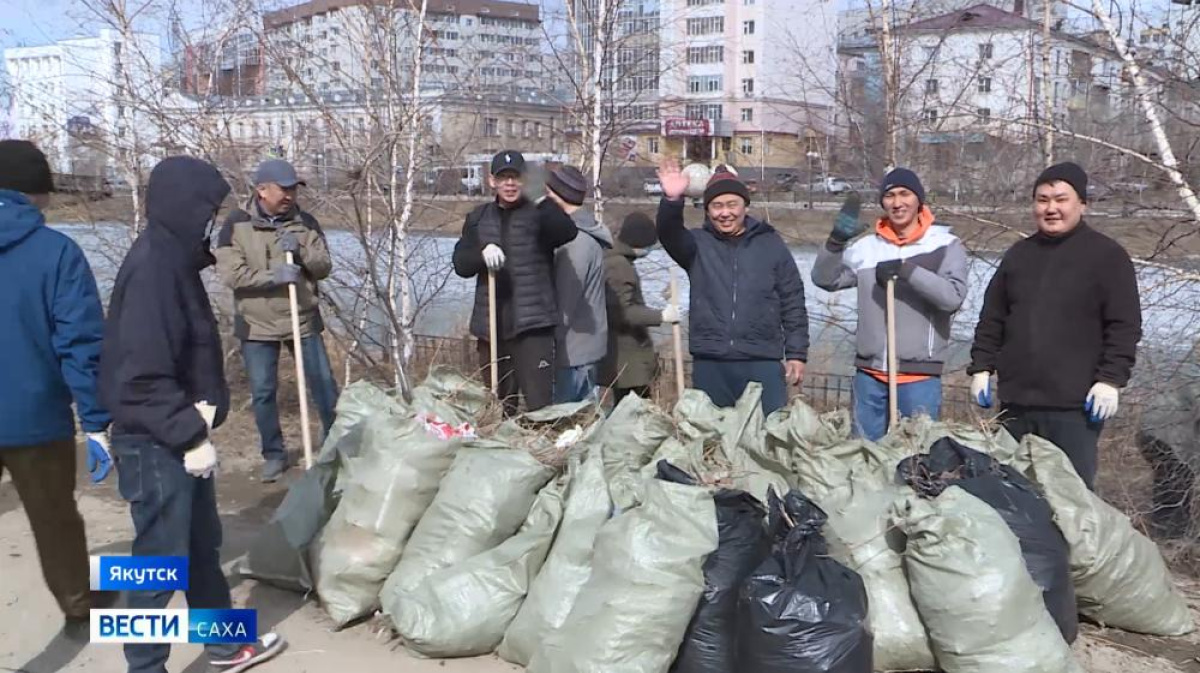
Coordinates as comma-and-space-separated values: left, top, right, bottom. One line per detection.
554, 208, 613, 367
99, 158, 232, 452
0, 189, 110, 447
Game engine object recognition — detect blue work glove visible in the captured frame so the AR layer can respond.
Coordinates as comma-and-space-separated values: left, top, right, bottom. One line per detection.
970, 372, 993, 408
829, 191, 865, 244
86, 432, 113, 483
273, 263, 303, 286
278, 231, 301, 255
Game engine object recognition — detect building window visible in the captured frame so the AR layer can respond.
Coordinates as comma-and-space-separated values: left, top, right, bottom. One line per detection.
507, 120, 515, 136
978, 77, 991, 93
648, 137, 660, 154
523, 121, 533, 137
978, 107, 991, 119
740, 138, 754, 155
686, 17, 724, 35
979, 43, 994, 59
742, 50, 755, 64
332, 62, 341, 71
688, 75, 723, 93
743, 20, 755, 35
742, 78, 755, 96
741, 107, 754, 122
686, 103, 724, 120
485, 117, 499, 136
535, 122, 543, 138
926, 79, 939, 93
687, 45, 724, 64
686, 0, 724, 6
923, 109, 938, 122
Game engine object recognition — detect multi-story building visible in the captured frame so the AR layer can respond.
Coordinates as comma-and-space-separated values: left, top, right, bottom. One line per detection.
5, 29, 162, 176
261, 0, 548, 98
179, 26, 266, 97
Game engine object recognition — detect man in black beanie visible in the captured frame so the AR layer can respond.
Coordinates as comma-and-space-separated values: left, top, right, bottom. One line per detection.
544, 165, 612, 403
0, 139, 117, 636
452, 150, 578, 415
969, 161, 1142, 490
654, 159, 809, 414
599, 211, 680, 403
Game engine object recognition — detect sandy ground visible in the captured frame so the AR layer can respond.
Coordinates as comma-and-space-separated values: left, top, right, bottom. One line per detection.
2, 446, 1199, 673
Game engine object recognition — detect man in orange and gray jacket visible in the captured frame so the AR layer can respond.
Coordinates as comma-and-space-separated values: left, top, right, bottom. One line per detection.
216, 159, 338, 483
811, 168, 968, 440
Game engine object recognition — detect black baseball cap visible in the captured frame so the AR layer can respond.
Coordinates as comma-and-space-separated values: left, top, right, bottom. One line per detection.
490, 150, 526, 176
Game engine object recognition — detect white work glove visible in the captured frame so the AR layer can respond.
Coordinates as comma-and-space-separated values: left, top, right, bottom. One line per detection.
482, 244, 506, 272
1086, 382, 1119, 422
970, 372, 993, 408
184, 440, 218, 479
660, 304, 681, 324
194, 401, 216, 431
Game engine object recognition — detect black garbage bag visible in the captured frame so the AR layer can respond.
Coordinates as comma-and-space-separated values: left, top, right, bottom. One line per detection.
737, 488, 873, 673
896, 436, 1078, 643
656, 462, 770, 673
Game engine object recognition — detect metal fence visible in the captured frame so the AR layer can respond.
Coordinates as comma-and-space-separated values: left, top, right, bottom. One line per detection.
410, 333, 976, 419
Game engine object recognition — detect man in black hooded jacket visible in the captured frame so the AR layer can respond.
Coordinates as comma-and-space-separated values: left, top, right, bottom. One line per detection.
99, 157, 284, 673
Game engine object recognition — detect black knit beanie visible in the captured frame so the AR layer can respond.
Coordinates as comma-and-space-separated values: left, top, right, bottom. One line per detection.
0, 140, 55, 195
546, 165, 588, 206
879, 167, 924, 205
1034, 162, 1088, 202
619, 211, 657, 248
703, 165, 750, 208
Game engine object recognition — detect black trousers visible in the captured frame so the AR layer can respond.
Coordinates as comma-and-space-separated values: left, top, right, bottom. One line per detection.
477, 327, 555, 417
1002, 405, 1102, 490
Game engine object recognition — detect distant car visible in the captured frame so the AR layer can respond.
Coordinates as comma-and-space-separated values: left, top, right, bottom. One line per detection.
805, 176, 853, 195
643, 179, 664, 196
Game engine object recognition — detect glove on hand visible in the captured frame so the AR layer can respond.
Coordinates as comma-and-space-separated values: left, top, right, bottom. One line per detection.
86, 432, 113, 484
971, 372, 993, 408
1086, 382, 1119, 422
876, 259, 904, 287
278, 231, 301, 255
829, 192, 865, 244
184, 441, 218, 479
273, 263, 303, 286
660, 304, 681, 324
195, 401, 216, 431
482, 244, 506, 272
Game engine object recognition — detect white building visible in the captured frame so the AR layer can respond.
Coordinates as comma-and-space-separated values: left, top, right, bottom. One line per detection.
5, 29, 162, 176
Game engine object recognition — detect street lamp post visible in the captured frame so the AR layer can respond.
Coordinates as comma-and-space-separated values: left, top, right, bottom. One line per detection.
806, 150, 820, 209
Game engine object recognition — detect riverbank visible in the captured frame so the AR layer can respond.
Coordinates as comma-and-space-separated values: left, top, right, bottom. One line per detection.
44, 193, 1200, 260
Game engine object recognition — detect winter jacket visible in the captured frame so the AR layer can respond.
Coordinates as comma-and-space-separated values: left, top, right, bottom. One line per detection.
215, 200, 332, 341
0, 190, 110, 447
554, 208, 612, 367
452, 197, 578, 341
600, 240, 662, 389
656, 197, 808, 362
811, 208, 968, 375
968, 221, 1142, 409
99, 157, 232, 452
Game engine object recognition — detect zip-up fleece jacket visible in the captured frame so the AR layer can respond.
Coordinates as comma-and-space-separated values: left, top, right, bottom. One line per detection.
656, 197, 809, 362
811, 208, 968, 375
554, 208, 612, 367
216, 201, 332, 341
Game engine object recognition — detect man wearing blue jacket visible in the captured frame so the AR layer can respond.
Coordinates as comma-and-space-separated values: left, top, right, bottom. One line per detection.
99, 157, 284, 672
0, 139, 115, 633
656, 159, 809, 414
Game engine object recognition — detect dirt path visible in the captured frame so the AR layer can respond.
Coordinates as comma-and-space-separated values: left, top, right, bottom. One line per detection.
2, 454, 1198, 673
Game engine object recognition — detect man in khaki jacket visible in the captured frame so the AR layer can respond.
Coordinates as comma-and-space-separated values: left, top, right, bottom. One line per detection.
216, 159, 337, 482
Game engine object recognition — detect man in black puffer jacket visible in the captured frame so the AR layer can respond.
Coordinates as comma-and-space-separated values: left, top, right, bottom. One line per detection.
656, 160, 809, 414
452, 150, 578, 415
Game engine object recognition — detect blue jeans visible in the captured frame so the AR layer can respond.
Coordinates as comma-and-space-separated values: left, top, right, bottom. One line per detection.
242, 335, 339, 461
111, 436, 239, 672
555, 364, 598, 404
852, 369, 943, 441
691, 359, 788, 415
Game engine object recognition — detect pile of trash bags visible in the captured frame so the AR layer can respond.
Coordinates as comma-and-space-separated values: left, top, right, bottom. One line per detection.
241, 370, 1194, 673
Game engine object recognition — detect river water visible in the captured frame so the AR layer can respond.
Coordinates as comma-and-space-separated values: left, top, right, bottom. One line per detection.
57, 222, 1200, 375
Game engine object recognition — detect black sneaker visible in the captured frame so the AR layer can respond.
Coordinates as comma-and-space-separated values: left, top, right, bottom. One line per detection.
209, 633, 285, 672
261, 457, 290, 483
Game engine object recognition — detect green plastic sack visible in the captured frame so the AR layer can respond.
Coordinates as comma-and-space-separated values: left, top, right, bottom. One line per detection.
499, 443, 612, 666
1009, 435, 1194, 636
591, 393, 672, 510
879, 416, 1019, 464
390, 481, 565, 657
527, 477, 718, 673
382, 445, 554, 598
241, 381, 399, 591
763, 396, 853, 473
894, 487, 1082, 673
792, 439, 935, 672
313, 383, 478, 627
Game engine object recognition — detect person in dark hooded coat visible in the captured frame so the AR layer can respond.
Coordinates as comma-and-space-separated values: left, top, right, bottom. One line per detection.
99, 156, 285, 673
